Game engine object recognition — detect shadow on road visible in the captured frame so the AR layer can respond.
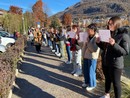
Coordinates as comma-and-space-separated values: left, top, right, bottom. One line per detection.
13, 42, 102, 98
13, 78, 55, 98
19, 60, 100, 98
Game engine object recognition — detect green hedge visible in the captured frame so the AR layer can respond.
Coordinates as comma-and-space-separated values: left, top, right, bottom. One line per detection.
0, 35, 27, 98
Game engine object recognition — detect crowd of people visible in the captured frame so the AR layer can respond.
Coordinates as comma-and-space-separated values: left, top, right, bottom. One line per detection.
27, 16, 130, 98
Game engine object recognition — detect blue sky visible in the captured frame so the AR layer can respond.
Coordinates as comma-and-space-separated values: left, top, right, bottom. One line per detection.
0, 0, 80, 15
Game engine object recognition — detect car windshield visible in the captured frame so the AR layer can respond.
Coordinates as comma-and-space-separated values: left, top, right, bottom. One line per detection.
0, 31, 9, 37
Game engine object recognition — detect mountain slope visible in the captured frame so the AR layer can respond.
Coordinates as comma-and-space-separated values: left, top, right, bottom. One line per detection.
55, 0, 130, 19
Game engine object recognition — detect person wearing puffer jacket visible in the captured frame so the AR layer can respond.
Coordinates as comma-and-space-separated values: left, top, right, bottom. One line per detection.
97, 16, 130, 98
82, 24, 100, 91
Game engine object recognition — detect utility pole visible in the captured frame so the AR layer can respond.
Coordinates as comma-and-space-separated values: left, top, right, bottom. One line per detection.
22, 14, 26, 35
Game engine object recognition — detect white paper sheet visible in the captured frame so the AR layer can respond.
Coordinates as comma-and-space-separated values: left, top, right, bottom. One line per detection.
68, 32, 76, 38
79, 32, 88, 42
99, 30, 111, 42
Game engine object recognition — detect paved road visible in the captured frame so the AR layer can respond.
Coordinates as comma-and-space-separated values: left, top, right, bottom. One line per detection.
12, 42, 104, 98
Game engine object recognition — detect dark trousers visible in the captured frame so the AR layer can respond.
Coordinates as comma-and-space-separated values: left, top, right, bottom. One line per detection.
35, 44, 41, 53
103, 66, 122, 98
52, 41, 56, 51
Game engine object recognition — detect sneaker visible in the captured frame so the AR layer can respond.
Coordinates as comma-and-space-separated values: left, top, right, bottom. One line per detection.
100, 94, 110, 98
82, 83, 88, 88
65, 61, 72, 64
73, 71, 82, 77
57, 53, 61, 57
55, 52, 58, 55
71, 70, 76, 75
52, 50, 55, 52
50, 46, 53, 49
86, 87, 95, 91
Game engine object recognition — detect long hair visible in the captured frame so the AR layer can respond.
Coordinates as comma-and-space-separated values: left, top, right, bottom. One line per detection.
66, 25, 71, 32
72, 25, 78, 30
109, 16, 122, 29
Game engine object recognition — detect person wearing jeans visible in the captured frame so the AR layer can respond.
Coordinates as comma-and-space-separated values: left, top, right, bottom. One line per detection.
83, 59, 97, 87
82, 24, 100, 91
66, 43, 72, 63
65, 26, 72, 64
69, 25, 82, 77
46, 31, 52, 48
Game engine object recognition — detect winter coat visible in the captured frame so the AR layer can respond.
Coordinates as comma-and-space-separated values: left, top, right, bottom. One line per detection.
83, 33, 100, 59
97, 27, 130, 69
33, 31, 42, 45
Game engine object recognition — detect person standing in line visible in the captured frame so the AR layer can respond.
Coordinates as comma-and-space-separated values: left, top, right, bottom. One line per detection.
82, 24, 100, 91
28, 28, 34, 41
50, 27, 56, 52
57, 27, 66, 59
65, 26, 72, 64
96, 16, 130, 98
69, 25, 82, 77
54, 28, 61, 57
41, 28, 47, 46
46, 29, 52, 48
33, 28, 43, 53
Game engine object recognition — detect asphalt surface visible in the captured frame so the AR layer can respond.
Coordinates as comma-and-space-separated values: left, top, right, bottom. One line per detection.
12, 42, 104, 98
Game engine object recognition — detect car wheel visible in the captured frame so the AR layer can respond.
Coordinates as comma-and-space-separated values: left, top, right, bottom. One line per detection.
6, 43, 12, 48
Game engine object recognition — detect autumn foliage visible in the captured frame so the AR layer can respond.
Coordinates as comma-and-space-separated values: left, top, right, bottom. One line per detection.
9, 6, 22, 15
50, 16, 61, 28
32, 0, 45, 26
62, 13, 72, 26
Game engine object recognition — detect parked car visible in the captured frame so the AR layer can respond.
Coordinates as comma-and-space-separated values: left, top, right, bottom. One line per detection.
0, 31, 13, 38
0, 35, 15, 48
0, 44, 6, 53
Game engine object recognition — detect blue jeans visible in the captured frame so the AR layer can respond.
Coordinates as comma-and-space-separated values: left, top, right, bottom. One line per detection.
44, 37, 48, 45
56, 43, 60, 53
83, 59, 97, 87
66, 45, 72, 62
47, 39, 52, 47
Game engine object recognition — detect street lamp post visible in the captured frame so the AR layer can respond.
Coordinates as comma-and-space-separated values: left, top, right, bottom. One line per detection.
22, 15, 26, 35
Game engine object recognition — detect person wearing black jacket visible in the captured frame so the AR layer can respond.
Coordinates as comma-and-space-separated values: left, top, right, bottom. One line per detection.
97, 16, 130, 98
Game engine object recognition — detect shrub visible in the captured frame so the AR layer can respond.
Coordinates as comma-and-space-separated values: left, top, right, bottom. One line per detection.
96, 55, 105, 80
0, 35, 26, 98
121, 82, 130, 98
110, 82, 130, 98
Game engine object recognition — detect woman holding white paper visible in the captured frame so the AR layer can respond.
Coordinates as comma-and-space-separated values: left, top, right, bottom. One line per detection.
65, 26, 72, 64
97, 16, 130, 98
82, 24, 100, 91
69, 25, 82, 77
